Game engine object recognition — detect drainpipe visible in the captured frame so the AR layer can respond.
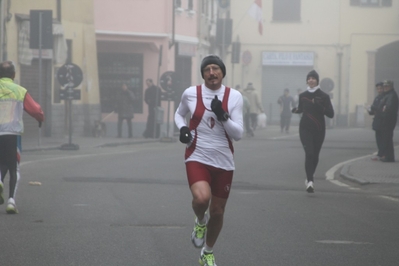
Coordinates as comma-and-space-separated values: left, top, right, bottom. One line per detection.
169, 1, 175, 49
0, 0, 3, 61
337, 51, 342, 119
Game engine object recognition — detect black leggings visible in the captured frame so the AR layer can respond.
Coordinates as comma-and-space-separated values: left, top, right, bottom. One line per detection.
0, 135, 18, 198
299, 128, 325, 182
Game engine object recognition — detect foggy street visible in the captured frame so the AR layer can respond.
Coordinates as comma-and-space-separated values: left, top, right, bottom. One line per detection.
1, 126, 398, 266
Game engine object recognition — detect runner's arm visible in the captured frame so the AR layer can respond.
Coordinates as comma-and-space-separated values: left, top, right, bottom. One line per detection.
223, 94, 243, 141
174, 90, 190, 129
24, 93, 44, 122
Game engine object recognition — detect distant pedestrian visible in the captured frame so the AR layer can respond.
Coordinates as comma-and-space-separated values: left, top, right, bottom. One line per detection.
277, 88, 295, 133
115, 83, 135, 138
143, 78, 162, 138
379, 80, 398, 162
243, 82, 264, 135
366, 82, 385, 161
0, 61, 44, 214
292, 70, 334, 193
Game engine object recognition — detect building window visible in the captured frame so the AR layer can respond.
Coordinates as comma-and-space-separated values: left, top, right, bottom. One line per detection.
350, 0, 392, 7
273, 0, 301, 22
188, 0, 193, 10
175, 0, 181, 8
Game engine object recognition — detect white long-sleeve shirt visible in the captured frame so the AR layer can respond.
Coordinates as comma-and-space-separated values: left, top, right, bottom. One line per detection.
174, 84, 243, 170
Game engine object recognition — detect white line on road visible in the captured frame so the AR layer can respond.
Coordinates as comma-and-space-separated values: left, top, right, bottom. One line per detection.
325, 154, 371, 190
316, 240, 373, 245
20, 147, 159, 167
378, 195, 399, 202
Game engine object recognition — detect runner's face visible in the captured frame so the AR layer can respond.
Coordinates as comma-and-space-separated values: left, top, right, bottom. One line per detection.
203, 64, 223, 90
307, 77, 318, 88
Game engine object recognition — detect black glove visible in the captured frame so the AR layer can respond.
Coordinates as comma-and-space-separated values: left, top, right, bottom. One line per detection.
211, 95, 228, 121
291, 107, 298, 113
179, 126, 192, 144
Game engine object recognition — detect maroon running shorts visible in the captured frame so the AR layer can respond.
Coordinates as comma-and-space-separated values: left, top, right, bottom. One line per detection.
185, 161, 233, 199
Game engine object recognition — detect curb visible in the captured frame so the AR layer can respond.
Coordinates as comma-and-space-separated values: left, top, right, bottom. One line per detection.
22, 138, 163, 152
340, 163, 371, 185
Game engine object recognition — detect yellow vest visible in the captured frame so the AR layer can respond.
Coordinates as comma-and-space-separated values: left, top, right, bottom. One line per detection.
0, 78, 27, 134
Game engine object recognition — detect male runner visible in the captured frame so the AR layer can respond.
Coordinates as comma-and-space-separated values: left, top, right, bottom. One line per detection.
0, 61, 44, 214
174, 55, 243, 265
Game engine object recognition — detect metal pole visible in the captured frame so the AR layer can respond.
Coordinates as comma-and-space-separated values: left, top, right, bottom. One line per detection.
68, 91, 72, 145
166, 99, 170, 138
153, 45, 163, 139
38, 12, 43, 147
232, 63, 234, 87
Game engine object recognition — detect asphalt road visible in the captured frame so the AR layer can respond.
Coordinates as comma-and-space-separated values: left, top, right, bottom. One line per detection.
1, 128, 399, 266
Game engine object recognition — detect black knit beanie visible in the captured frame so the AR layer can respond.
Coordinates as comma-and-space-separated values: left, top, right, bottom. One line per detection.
306, 70, 319, 85
201, 55, 226, 78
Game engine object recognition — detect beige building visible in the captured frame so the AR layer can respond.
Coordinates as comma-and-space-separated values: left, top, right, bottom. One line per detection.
0, 0, 100, 138
226, 0, 399, 127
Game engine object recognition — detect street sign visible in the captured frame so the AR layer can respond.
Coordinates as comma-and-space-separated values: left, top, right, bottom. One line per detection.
57, 63, 83, 89
59, 88, 81, 100
320, 78, 334, 92
242, 50, 252, 65
29, 10, 53, 49
160, 71, 176, 92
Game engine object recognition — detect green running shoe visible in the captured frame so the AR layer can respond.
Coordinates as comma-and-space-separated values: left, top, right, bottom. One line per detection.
0, 182, 4, 205
191, 220, 207, 248
199, 248, 217, 266
191, 212, 209, 248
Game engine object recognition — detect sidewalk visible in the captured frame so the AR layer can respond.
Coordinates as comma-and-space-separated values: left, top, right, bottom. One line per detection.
21, 134, 163, 152
20, 126, 399, 187
339, 146, 399, 185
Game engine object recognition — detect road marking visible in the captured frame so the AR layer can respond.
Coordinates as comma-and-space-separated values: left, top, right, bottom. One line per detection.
236, 191, 259, 195
378, 195, 399, 202
316, 240, 373, 245
326, 153, 399, 203
20, 146, 160, 167
269, 133, 299, 140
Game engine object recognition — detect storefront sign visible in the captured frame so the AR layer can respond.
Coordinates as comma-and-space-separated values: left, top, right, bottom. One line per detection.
262, 52, 314, 66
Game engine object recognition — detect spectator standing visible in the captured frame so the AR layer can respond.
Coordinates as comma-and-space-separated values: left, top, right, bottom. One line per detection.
0, 61, 44, 214
143, 78, 162, 138
243, 82, 264, 135
379, 80, 398, 162
277, 88, 295, 133
292, 70, 334, 193
366, 82, 385, 160
115, 83, 135, 138
174, 55, 243, 266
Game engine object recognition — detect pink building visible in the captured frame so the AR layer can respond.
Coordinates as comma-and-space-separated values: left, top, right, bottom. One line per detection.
94, 0, 217, 136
